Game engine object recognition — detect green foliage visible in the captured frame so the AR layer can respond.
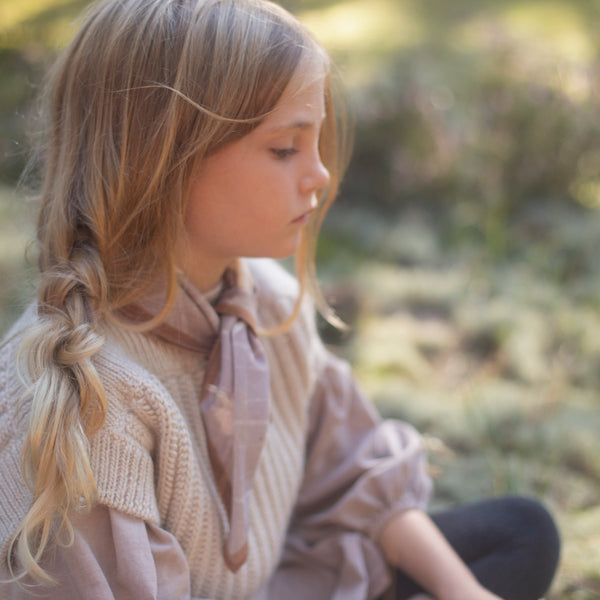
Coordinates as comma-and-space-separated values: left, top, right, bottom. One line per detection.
0, 47, 42, 183
0, 0, 88, 183
343, 38, 600, 250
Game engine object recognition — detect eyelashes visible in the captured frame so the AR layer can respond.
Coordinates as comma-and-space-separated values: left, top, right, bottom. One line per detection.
270, 148, 299, 159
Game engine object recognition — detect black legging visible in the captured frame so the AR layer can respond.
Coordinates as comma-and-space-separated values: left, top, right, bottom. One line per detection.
394, 496, 561, 600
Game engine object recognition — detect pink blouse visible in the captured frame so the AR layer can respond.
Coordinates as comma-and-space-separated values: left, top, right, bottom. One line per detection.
10, 506, 213, 600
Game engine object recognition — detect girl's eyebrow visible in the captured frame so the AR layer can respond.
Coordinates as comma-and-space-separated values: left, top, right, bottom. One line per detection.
265, 111, 326, 133
266, 120, 318, 133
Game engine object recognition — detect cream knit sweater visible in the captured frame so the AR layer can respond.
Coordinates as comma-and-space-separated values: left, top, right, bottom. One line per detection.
0, 259, 317, 598
0, 258, 431, 599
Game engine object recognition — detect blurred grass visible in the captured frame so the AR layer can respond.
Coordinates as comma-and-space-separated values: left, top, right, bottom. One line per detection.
0, 185, 37, 333
2, 0, 600, 598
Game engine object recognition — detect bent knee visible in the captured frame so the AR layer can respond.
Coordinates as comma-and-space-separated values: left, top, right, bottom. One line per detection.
503, 496, 560, 550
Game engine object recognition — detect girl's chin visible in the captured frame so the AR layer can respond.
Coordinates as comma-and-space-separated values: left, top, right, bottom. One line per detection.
247, 244, 302, 261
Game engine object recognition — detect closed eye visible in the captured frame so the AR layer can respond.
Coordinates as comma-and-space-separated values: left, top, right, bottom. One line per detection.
270, 148, 299, 159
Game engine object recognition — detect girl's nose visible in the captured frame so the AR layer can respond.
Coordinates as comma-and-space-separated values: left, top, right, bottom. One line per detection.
301, 156, 330, 195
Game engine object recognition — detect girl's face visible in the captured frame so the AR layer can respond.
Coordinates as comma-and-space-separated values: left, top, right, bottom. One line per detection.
175, 62, 330, 291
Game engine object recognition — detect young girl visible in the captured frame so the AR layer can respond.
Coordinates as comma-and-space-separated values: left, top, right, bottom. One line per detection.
0, 0, 560, 598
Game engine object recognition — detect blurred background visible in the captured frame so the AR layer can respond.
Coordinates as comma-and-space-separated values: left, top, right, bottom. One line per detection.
1, 0, 600, 596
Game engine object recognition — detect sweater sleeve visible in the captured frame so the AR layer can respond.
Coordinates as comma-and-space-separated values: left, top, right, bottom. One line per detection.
6, 506, 214, 600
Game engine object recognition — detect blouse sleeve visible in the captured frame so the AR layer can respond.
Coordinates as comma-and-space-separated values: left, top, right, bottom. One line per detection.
267, 346, 432, 600
11, 505, 213, 600
294, 349, 432, 542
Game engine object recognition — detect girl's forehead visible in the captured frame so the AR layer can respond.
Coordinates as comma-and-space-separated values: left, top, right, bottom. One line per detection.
286, 51, 328, 97
262, 81, 326, 133
266, 60, 327, 125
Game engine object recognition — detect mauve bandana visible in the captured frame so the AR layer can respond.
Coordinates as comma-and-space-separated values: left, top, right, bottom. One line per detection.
121, 261, 270, 572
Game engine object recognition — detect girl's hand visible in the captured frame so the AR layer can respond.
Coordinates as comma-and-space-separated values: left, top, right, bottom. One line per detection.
438, 580, 505, 600
411, 588, 505, 600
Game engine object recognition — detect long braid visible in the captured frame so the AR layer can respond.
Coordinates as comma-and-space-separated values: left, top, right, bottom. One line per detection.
11, 249, 106, 583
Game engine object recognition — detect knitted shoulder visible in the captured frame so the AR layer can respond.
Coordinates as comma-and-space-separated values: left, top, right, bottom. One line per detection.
0, 309, 37, 543
0, 306, 38, 444
93, 336, 181, 432
90, 339, 189, 523
0, 304, 37, 377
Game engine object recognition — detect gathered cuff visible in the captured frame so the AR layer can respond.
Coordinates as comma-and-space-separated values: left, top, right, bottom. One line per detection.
368, 495, 429, 546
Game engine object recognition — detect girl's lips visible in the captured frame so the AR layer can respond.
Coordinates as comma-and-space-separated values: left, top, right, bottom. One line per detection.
291, 209, 314, 224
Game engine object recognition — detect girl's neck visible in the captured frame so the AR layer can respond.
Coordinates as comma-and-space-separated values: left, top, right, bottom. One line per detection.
175, 253, 234, 293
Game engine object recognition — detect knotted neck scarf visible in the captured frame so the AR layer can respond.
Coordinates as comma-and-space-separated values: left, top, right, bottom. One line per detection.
121, 261, 270, 572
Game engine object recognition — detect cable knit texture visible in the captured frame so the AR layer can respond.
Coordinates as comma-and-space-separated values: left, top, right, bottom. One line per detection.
0, 259, 431, 599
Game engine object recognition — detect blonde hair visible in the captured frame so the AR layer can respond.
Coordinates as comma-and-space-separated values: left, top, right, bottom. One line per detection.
10, 0, 349, 585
